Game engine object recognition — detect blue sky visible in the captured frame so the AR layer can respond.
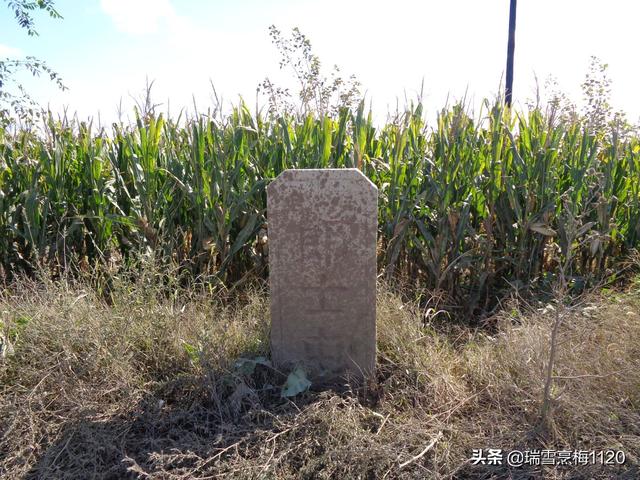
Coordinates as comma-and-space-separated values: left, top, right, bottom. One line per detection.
1, 0, 639, 125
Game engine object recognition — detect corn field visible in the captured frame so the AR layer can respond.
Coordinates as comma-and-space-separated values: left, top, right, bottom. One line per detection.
1, 100, 639, 313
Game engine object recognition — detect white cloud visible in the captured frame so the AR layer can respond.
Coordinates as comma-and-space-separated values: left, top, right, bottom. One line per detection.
78, 0, 276, 124
0, 43, 23, 58
99, 0, 176, 35
40, 0, 640, 126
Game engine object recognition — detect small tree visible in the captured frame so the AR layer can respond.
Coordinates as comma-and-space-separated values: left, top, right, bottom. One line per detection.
580, 56, 635, 139
0, 0, 66, 125
581, 56, 612, 135
258, 26, 361, 117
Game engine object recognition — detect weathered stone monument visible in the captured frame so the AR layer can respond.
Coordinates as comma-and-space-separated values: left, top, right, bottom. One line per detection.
267, 168, 378, 380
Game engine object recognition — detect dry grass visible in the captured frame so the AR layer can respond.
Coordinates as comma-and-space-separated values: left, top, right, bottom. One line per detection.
1, 275, 639, 479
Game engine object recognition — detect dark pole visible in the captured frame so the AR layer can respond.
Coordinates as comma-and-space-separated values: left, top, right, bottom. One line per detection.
505, 0, 517, 107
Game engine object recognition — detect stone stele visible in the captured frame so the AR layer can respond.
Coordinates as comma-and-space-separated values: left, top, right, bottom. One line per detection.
267, 168, 378, 380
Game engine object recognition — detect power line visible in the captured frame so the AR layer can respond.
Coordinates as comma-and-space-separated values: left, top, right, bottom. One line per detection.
505, 0, 517, 107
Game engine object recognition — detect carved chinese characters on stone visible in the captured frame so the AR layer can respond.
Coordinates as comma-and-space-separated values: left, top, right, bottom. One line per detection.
267, 169, 378, 379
